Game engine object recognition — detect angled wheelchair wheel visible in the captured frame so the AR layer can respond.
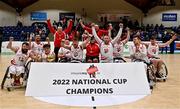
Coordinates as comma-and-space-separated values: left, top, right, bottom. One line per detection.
1, 66, 10, 89
22, 60, 33, 84
147, 64, 157, 89
71, 59, 82, 63
113, 57, 126, 63
157, 62, 168, 82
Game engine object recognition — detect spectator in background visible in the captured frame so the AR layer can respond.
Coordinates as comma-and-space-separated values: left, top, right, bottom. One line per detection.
17, 20, 23, 28
161, 31, 170, 54
134, 20, 139, 29
159, 24, 165, 31
122, 16, 128, 27
169, 31, 176, 54
155, 24, 159, 32
53, 20, 58, 29
40, 30, 47, 41
146, 24, 150, 32
150, 24, 154, 32
42, 26, 47, 33
177, 25, 180, 34
59, 17, 67, 29
35, 26, 40, 34
30, 32, 35, 41
20, 31, 27, 41
127, 19, 133, 29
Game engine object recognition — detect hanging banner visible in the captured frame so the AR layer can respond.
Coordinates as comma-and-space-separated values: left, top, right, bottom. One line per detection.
31, 12, 47, 21
162, 13, 177, 21
59, 12, 75, 21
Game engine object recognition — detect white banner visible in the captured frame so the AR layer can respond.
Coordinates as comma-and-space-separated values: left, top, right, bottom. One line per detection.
25, 62, 151, 97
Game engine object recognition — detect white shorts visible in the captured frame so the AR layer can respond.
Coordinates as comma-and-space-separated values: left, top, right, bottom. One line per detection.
9, 65, 25, 76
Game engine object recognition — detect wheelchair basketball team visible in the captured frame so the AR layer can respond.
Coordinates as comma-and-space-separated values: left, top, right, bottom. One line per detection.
1, 19, 177, 91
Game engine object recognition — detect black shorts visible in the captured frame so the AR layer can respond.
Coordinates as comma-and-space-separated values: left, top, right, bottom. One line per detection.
86, 56, 99, 63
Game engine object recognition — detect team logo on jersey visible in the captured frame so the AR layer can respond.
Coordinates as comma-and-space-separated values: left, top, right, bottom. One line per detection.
74, 52, 78, 57
19, 56, 25, 62
104, 48, 109, 53
87, 65, 98, 78
117, 47, 121, 52
152, 48, 156, 54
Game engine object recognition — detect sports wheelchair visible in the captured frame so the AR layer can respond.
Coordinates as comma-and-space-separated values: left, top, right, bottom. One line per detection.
113, 57, 126, 63
132, 59, 157, 90
149, 57, 168, 82
1, 60, 33, 91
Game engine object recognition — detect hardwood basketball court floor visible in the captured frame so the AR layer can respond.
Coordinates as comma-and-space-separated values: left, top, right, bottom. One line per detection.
0, 54, 179, 109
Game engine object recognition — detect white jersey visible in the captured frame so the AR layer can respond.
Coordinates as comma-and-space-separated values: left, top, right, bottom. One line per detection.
92, 25, 123, 63
129, 44, 149, 62
71, 45, 83, 61
41, 51, 55, 62
100, 42, 114, 63
148, 43, 159, 57
31, 42, 44, 55
113, 42, 124, 58
12, 49, 30, 66
59, 47, 72, 58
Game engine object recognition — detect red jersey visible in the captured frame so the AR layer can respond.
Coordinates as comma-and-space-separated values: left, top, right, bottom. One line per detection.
47, 19, 73, 47
86, 43, 100, 57
83, 26, 108, 38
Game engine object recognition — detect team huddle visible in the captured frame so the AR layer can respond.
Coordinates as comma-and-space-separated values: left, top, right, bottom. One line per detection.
6, 19, 176, 87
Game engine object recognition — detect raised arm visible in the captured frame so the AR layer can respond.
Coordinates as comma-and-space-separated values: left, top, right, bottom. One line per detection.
92, 25, 102, 44
46, 37, 50, 45
79, 20, 92, 33
80, 34, 91, 49
47, 19, 56, 34
122, 27, 130, 45
159, 34, 177, 48
64, 19, 73, 34
100, 23, 113, 36
111, 23, 123, 44
7, 37, 19, 53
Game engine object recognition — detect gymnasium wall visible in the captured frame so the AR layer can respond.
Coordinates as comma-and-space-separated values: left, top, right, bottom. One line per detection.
1, 0, 180, 27
21, 0, 143, 26
143, 0, 180, 27
0, 1, 17, 26
22, 9, 83, 26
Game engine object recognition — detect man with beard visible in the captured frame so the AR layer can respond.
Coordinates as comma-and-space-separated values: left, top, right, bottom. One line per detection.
29, 34, 50, 62
7, 37, 32, 86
